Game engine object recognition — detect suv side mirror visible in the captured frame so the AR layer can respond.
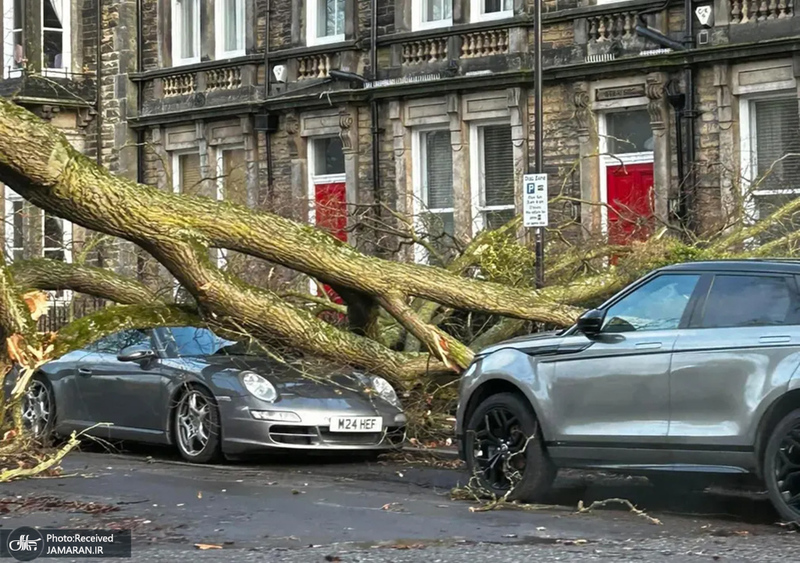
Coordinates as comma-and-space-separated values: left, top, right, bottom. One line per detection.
118, 344, 156, 364
577, 309, 605, 337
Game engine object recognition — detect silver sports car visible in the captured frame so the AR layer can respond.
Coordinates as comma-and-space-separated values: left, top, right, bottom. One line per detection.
6, 326, 407, 462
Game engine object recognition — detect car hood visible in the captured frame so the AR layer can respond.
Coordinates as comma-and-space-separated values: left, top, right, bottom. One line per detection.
171, 355, 384, 401
476, 329, 569, 357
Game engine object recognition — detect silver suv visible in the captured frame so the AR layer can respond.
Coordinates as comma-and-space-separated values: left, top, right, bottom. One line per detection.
456, 260, 800, 521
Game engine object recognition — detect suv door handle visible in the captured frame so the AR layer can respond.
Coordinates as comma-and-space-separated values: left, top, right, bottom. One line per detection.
759, 335, 791, 344
635, 342, 662, 350
78, 368, 92, 376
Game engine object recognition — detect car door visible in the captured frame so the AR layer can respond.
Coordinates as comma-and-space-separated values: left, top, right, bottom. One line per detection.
75, 329, 167, 439
547, 273, 702, 466
668, 272, 800, 459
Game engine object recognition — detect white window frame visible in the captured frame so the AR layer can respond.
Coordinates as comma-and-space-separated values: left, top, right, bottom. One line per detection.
215, 0, 246, 59
412, 0, 453, 32
3, 0, 22, 78
469, 120, 515, 234
470, 0, 513, 23
739, 91, 800, 225
412, 128, 454, 263
598, 108, 654, 237
4, 186, 72, 303
306, 0, 346, 47
41, 0, 71, 76
172, 0, 201, 66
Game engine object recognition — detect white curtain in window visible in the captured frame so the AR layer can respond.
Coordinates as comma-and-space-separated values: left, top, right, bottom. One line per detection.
181, 0, 197, 60
425, 0, 452, 22
224, 0, 240, 52
48, 0, 63, 23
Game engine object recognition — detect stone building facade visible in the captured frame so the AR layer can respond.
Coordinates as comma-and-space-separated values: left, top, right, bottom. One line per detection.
2, 0, 800, 302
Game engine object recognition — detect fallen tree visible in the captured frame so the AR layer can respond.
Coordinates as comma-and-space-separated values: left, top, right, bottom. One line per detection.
0, 99, 798, 464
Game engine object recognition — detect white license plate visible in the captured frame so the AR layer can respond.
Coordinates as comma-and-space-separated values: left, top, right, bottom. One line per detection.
329, 416, 382, 433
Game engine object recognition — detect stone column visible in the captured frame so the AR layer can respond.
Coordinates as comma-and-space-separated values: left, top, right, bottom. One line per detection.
573, 81, 600, 237
389, 101, 414, 261
339, 105, 360, 247
715, 63, 736, 226
23, 0, 41, 73
448, 94, 470, 243
241, 116, 259, 209
285, 112, 307, 222
646, 72, 671, 225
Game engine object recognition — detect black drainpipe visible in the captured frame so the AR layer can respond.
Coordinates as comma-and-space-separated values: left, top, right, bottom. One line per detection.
683, 0, 696, 232
95, 0, 102, 165
369, 0, 381, 209
136, 0, 144, 186
264, 0, 274, 204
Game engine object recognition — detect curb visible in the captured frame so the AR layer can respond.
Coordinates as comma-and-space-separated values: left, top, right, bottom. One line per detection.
401, 446, 460, 459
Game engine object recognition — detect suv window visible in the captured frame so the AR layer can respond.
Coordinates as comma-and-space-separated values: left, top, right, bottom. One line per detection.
602, 274, 700, 333
700, 275, 800, 328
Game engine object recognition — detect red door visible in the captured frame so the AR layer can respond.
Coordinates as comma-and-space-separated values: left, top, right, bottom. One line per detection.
606, 162, 655, 246
314, 182, 347, 307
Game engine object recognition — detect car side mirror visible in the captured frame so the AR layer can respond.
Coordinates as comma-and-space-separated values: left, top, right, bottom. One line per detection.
118, 344, 156, 364
577, 309, 605, 337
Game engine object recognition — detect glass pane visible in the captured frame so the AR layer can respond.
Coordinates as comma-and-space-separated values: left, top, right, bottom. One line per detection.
602, 274, 700, 332
13, 0, 21, 29
90, 329, 151, 354
425, 0, 451, 22
43, 0, 63, 29
314, 137, 345, 176
701, 275, 799, 328
423, 130, 453, 210
224, 0, 241, 52
751, 192, 800, 241
179, 153, 205, 196
319, 0, 345, 37
485, 208, 515, 230
484, 0, 510, 13
482, 125, 514, 207
181, 0, 197, 59
223, 149, 247, 202
43, 30, 63, 69
164, 327, 236, 357
421, 211, 454, 266
753, 98, 800, 192
12, 200, 23, 249
12, 31, 23, 68
43, 213, 64, 261
606, 110, 654, 154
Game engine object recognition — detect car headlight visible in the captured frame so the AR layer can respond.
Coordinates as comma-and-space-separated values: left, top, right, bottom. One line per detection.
240, 371, 277, 403
371, 376, 401, 409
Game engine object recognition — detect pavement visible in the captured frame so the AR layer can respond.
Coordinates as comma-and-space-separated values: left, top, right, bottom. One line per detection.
0, 444, 796, 562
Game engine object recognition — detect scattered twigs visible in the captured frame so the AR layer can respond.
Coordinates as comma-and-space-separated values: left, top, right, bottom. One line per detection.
577, 498, 663, 525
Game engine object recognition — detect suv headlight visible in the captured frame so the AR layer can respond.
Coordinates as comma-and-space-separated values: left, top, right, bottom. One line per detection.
371, 376, 401, 409
240, 371, 277, 403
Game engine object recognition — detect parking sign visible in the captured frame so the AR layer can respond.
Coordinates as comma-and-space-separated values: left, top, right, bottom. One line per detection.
523, 174, 548, 227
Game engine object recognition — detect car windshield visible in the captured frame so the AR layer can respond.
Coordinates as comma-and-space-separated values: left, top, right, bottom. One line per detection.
163, 327, 264, 357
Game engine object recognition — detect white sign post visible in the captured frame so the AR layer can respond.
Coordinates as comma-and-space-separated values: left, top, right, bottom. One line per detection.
523, 173, 548, 228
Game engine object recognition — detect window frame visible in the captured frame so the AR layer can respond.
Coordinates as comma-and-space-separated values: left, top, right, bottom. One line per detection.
412, 127, 454, 264
469, 120, 515, 234
412, 0, 453, 31
470, 0, 513, 23
215, 0, 246, 59
171, 0, 201, 66
306, 0, 346, 47
739, 91, 800, 224
307, 136, 347, 227
41, 0, 71, 75
2, 0, 23, 78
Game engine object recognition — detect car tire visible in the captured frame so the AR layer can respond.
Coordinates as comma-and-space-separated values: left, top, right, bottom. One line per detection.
464, 392, 556, 502
764, 408, 800, 523
22, 375, 55, 444
174, 386, 222, 464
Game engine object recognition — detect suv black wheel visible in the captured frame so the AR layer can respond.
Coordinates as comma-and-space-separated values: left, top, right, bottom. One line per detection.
464, 392, 556, 501
764, 408, 800, 522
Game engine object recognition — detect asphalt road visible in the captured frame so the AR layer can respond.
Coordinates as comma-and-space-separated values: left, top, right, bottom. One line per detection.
0, 446, 796, 562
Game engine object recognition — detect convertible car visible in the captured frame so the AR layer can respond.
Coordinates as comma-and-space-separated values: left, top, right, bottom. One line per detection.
6, 326, 407, 462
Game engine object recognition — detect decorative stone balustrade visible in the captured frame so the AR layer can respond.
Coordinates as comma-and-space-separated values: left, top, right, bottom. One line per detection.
297, 54, 331, 79
730, 0, 794, 22
460, 29, 509, 58
163, 72, 196, 97
401, 38, 449, 65
587, 11, 638, 42
206, 66, 243, 91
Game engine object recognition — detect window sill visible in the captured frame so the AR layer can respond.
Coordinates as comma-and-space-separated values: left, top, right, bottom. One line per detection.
471, 11, 514, 23
307, 34, 346, 48
411, 19, 454, 33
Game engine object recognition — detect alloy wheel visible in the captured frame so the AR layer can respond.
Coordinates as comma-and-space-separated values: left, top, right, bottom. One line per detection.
772, 423, 800, 518
22, 380, 50, 438
177, 390, 212, 457
471, 406, 530, 491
